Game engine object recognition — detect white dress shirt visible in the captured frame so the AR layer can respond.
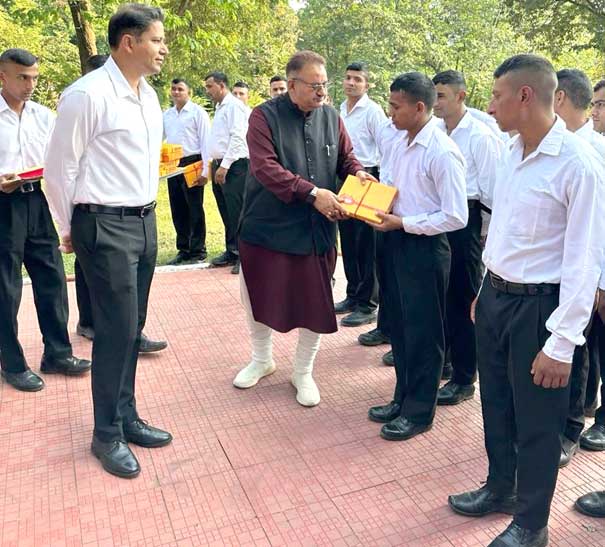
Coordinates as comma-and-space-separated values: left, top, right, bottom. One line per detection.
483, 116, 605, 362
207, 92, 249, 169
575, 118, 605, 157
0, 93, 55, 174
468, 107, 509, 141
437, 110, 504, 207
163, 100, 211, 177
339, 94, 387, 168
387, 116, 468, 235
44, 56, 163, 238
376, 120, 405, 185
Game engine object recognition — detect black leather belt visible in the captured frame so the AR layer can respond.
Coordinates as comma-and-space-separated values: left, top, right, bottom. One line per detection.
76, 201, 156, 218
488, 271, 559, 296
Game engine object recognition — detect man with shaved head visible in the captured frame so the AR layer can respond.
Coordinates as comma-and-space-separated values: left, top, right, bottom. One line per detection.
448, 54, 605, 547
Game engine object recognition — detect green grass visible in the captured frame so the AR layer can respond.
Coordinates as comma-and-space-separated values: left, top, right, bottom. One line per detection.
60, 181, 226, 275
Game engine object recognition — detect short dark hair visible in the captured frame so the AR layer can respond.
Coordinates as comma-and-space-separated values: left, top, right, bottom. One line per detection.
205, 71, 228, 86
594, 79, 605, 94
285, 50, 325, 77
270, 75, 286, 84
346, 61, 369, 81
390, 72, 436, 111
0, 48, 38, 67
171, 78, 188, 87
493, 54, 556, 105
233, 81, 249, 89
432, 70, 466, 90
556, 69, 593, 110
85, 54, 108, 73
108, 4, 164, 49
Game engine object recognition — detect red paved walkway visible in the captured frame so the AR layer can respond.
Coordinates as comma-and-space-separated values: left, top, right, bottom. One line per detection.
2, 264, 605, 546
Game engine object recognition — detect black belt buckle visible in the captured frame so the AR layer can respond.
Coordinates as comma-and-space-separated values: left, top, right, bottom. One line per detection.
20, 182, 35, 193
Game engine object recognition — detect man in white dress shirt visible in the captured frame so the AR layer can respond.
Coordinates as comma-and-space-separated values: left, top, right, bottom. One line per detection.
45, 4, 173, 479
0, 48, 90, 393
204, 71, 250, 274
432, 70, 504, 407
448, 54, 605, 547
591, 79, 605, 134
553, 68, 605, 469
163, 77, 211, 265
336, 62, 387, 328
366, 72, 468, 442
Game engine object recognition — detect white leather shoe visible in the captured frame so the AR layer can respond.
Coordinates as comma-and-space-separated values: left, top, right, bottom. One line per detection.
233, 361, 276, 389
291, 372, 320, 406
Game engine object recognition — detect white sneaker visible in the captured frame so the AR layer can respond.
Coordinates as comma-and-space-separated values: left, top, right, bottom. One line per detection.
291, 372, 320, 407
233, 361, 276, 389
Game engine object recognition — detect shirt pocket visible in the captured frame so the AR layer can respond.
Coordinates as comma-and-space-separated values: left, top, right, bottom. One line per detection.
507, 187, 560, 239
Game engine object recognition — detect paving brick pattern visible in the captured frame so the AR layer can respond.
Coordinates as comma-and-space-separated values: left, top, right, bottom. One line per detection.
1, 264, 604, 546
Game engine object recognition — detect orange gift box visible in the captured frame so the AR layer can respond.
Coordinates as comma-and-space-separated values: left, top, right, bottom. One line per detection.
338, 175, 398, 224
160, 143, 184, 163
183, 161, 203, 188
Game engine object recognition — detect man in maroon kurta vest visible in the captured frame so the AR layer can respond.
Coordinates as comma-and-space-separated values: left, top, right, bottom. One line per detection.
234, 50, 374, 406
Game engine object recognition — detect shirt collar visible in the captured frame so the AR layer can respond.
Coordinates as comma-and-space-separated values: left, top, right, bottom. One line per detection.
340, 93, 369, 115
217, 92, 235, 109
512, 115, 566, 159
410, 116, 440, 148
104, 56, 153, 100
0, 91, 35, 115
575, 118, 594, 139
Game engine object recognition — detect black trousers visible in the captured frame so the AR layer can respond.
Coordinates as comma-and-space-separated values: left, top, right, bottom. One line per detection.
72, 207, 157, 442
476, 280, 569, 530
445, 205, 483, 385
74, 258, 93, 328
376, 230, 391, 337
211, 158, 249, 255
564, 315, 596, 442
585, 314, 605, 424
0, 189, 72, 372
383, 230, 450, 424
167, 153, 206, 259
338, 165, 379, 312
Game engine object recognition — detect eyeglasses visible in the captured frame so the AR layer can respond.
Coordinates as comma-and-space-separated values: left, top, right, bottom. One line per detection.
591, 100, 605, 110
290, 78, 331, 92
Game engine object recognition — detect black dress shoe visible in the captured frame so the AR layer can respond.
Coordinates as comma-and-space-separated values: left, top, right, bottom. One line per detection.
341, 310, 377, 327
380, 416, 431, 441
382, 350, 394, 366
76, 323, 95, 340
1, 369, 45, 392
442, 362, 453, 380
231, 260, 240, 275
138, 333, 168, 353
188, 251, 208, 263
575, 490, 605, 517
559, 436, 578, 468
334, 298, 356, 314
580, 423, 605, 451
40, 355, 91, 375
448, 485, 516, 517
91, 437, 140, 478
368, 401, 401, 423
488, 522, 548, 547
437, 381, 475, 405
358, 328, 391, 346
167, 251, 190, 265
123, 419, 173, 448
211, 251, 238, 267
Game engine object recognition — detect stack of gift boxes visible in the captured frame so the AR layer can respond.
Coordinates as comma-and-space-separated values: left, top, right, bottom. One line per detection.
159, 143, 204, 187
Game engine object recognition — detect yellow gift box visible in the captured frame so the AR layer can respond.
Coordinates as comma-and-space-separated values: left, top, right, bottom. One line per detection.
338, 175, 398, 224
183, 161, 203, 188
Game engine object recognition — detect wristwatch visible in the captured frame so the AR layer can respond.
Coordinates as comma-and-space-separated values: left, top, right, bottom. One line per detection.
305, 186, 318, 204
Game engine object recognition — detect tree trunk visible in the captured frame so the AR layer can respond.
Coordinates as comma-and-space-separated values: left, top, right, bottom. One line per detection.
68, 0, 97, 75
